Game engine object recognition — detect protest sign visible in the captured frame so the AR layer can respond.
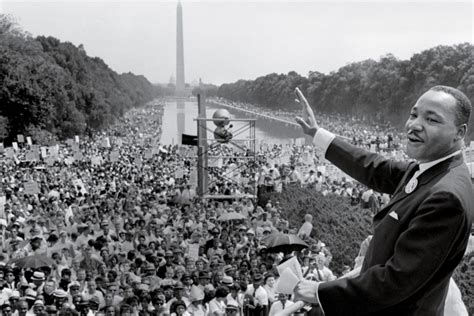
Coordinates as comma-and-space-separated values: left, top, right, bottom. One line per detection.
110, 151, 120, 162
25, 151, 39, 161
189, 168, 197, 187
45, 157, 56, 166
188, 244, 200, 260
174, 169, 184, 179
5, 148, 14, 158
144, 150, 153, 159
74, 152, 84, 161
208, 157, 223, 168
24, 181, 40, 195
41, 147, 48, 158
0, 196, 6, 220
75, 135, 80, 143
91, 156, 102, 166
26, 137, 32, 146
49, 145, 59, 158
102, 137, 111, 148
12, 142, 18, 151
17, 134, 24, 143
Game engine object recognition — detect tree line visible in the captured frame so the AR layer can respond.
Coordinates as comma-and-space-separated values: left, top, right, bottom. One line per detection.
213, 43, 474, 137
0, 15, 165, 145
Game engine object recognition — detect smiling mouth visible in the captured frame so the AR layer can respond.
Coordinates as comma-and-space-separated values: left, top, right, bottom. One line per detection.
407, 135, 423, 143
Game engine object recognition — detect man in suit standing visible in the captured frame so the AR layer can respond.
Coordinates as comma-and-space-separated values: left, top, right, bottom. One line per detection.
292, 86, 473, 315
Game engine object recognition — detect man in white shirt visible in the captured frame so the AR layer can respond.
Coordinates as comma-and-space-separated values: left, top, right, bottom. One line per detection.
297, 214, 313, 239
268, 293, 294, 316
244, 274, 268, 316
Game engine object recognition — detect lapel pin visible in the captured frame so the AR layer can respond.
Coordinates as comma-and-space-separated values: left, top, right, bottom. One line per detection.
405, 178, 418, 194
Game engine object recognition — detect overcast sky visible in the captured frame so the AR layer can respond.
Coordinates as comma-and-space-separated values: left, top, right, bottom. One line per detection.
2, 0, 473, 85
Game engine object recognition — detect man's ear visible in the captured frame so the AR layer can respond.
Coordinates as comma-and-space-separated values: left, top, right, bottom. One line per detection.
455, 124, 467, 141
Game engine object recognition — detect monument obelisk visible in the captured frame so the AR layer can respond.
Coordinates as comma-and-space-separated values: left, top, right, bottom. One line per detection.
176, 0, 185, 96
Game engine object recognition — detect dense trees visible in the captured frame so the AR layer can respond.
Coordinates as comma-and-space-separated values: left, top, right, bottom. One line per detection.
259, 187, 373, 275
0, 15, 160, 144
218, 43, 474, 136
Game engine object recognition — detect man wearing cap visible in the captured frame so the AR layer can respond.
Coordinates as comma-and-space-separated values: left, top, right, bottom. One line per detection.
187, 285, 206, 316
181, 273, 194, 298
157, 251, 176, 279
197, 271, 213, 293
244, 274, 268, 316
3, 267, 17, 290
226, 300, 239, 316
142, 262, 162, 290
205, 227, 220, 253
166, 281, 190, 313
32, 300, 45, 315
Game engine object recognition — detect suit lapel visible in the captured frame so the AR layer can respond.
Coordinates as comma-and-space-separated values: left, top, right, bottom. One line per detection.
417, 153, 463, 185
373, 163, 418, 222
373, 154, 464, 223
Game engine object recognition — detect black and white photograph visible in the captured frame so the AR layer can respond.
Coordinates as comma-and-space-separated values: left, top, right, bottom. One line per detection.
0, 0, 472, 315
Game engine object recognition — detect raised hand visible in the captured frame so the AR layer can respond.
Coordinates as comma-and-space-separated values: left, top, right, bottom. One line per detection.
294, 87, 319, 137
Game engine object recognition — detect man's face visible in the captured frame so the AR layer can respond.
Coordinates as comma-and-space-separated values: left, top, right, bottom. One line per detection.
405, 90, 462, 162
77, 270, 86, 281
125, 287, 134, 298
18, 301, 28, 316
6, 272, 14, 282
88, 281, 97, 293
44, 282, 55, 294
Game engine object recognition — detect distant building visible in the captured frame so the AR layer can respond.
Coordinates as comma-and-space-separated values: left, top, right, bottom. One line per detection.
176, 0, 185, 96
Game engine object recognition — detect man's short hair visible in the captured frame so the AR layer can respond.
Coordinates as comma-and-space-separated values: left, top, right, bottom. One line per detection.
430, 85, 472, 125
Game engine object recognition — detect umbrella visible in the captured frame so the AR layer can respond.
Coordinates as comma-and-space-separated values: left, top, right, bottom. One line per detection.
8, 254, 55, 269
262, 233, 308, 253
218, 212, 247, 221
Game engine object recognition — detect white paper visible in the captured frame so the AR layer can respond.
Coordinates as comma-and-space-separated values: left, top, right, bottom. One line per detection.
277, 256, 304, 280
276, 268, 300, 294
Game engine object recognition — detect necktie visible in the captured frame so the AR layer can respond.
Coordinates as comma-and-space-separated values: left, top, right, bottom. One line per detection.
316, 268, 323, 281
405, 164, 420, 194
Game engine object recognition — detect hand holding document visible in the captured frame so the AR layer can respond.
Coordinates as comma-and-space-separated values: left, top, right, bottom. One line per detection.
276, 267, 301, 294
275, 256, 312, 316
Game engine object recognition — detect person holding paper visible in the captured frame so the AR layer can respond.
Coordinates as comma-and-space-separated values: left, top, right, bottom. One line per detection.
292, 86, 473, 315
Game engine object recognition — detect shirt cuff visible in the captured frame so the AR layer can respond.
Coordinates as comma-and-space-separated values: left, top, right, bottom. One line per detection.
312, 128, 336, 157
315, 282, 325, 315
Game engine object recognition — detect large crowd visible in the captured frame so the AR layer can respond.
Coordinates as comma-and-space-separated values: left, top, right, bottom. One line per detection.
0, 100, 470, 316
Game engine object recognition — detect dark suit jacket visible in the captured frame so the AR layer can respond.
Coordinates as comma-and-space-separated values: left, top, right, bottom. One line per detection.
317, 137, 473, 316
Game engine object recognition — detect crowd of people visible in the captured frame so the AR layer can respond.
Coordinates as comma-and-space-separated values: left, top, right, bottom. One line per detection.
0, 98, 471, 315
0, 101, 345, 316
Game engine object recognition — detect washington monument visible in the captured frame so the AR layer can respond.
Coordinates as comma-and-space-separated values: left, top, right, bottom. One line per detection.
176, 0, 185, 96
